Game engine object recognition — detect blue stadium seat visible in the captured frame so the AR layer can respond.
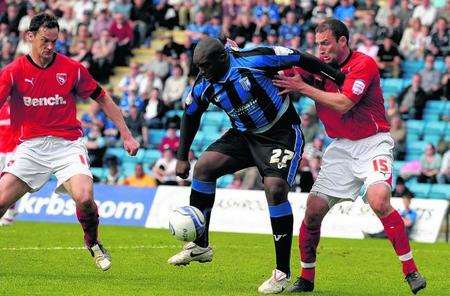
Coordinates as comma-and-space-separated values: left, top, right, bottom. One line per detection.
142, 149, 161, 165
409, 183, 431, 198
422, 113, 440, 121
191, 132, 205, 151
392, 161, 405, 180
406, 141, 427, 155
402, 60, 424, 78
121, 148, 145, 163
104, 147, 125, 161
121, 162, 136, 177
91, 167, 106, 179
405, 153, 422, 161
148, 129, 167, 148
201, 125, 220, 134
217, 174, 234, 188
435, 59, 446, 73
405, 120, 425, 135
424, 121, 446, 136
203, 111, 225, 127
429, 184, 450, 200
382, 78, 404, 94
425, 100, 446, 111
165, 110, 183, 119
422, 134, 441, 146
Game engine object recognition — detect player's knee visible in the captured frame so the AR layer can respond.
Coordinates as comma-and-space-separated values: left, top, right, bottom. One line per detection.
72, 187, 94, 209
193, 162, 216, 181
303, 210, 323, 229
264, 180, 288, 205
367, 183, 392, 217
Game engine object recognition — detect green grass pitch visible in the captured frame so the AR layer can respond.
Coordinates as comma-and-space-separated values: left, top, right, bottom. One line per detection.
1, 222, 449, 295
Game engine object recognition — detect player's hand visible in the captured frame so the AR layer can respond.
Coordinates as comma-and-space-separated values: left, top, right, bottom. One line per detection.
124, 137, 140, 156
273, 73, 306, 95
176, 160, 190, 179
226, 38, 238, 48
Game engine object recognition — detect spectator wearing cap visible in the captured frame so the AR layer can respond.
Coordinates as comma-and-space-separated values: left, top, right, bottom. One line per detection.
429, 17, 450, 57
278, 11, 301, 47
412, 0, 437, 27
333, 0, 356, 22
123, 163, 157, 187
153, 148, 178, 185
419, 54, 442, 98
398, 74, 427, 120
376, 35, 402, 78
109, 12, 133, 66
310, 0, 333, 26
253, 0, 280, 24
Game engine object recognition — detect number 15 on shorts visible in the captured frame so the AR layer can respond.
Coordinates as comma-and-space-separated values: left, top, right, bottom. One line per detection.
270, 149, 294, 169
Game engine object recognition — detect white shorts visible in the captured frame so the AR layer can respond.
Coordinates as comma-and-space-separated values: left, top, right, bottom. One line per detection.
0, 152, 15, 172
3, 136, 92, 194
311, 132, 394, 201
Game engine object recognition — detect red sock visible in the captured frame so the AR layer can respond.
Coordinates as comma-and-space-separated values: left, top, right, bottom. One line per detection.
299, 221, 320, 282
380, 210, 418, 276
76, 206, 99, 248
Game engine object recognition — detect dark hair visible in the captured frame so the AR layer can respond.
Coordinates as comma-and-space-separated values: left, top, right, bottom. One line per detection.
29, 13, 59, 33
315, 18, 349, 44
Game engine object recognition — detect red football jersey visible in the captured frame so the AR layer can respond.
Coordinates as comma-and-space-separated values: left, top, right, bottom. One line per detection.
288, 51, 390, 140
0, 103, 19, 153
0, 53, 105, 141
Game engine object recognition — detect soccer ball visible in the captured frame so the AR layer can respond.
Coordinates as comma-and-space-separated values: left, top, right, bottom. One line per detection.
169, 206, 206, 242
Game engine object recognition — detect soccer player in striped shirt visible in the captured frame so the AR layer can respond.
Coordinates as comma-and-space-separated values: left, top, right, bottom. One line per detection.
167, 37, 345, 294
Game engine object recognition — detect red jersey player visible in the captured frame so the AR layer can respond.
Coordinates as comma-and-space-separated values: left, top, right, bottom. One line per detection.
274, 19, 426, 294
0, 101, 19, 226
0, 13, 139, 271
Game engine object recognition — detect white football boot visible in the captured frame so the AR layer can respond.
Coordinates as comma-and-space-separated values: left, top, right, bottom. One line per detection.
0, 208, 18, 226
89, 243, 112, 271
168, 242, 213, 266
258, 269, 290, 294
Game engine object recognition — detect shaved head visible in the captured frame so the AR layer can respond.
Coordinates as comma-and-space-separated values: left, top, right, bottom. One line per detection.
193, 37, 229, 81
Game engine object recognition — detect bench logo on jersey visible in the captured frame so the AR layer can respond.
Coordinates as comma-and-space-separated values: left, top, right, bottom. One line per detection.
56, 73, 67, 85
23, 95, 67, 106
352, 79, 365, 95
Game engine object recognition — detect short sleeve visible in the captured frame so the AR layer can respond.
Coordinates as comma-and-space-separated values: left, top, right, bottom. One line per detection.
184, 84, 209, 116
340, 59, 376, 104
0, 66, 13, 107
76, 64, 105, 100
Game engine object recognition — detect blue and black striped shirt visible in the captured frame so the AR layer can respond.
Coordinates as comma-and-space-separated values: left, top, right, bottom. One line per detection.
185, 46, 303, 132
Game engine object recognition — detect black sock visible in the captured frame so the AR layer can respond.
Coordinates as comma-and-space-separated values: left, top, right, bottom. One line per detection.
269, 201, 293, 276
190, 179, 216, 248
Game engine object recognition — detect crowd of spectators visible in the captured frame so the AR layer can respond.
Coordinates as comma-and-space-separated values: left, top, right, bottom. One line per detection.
0, 0, 448, 189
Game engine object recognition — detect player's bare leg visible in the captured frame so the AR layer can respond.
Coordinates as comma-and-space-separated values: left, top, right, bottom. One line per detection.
64, 174, 111, 271
288, 192, 330, 293
0, 173, 30, 218
366, 182, 426, 294
168, 151, 247, 266
258, 177, 293, 294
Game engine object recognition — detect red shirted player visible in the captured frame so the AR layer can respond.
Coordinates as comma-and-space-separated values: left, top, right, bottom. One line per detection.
0, 13, 139, 270
274, 19, 426, 294
0, 102, 19, 226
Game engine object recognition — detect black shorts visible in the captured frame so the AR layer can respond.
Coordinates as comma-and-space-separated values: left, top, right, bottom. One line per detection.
206, 103, 304, 187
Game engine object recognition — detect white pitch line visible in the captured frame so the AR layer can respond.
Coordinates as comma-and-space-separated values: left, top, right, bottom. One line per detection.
0, 245, 179, 251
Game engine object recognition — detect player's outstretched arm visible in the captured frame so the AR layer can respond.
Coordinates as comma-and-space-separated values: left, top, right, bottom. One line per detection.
95, 94, 140, 155
176, 112, 202, 179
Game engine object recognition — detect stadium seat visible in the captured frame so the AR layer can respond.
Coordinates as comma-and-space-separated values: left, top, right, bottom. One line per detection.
392, 161, 405, 179
165, 110, 183, 119
121, 162, 136, 177
406, 141, 427, 155
142, 149, 161, 165
202, 111, 225, 128
217, 174, 234, 188
104, 147, 125, 161
424, 121, 446, 136
201, 125, 220, 134
402, 60, 424, 78
425, 100, 446, 111
405, 120, 425, 135
422, 113, 440, 121
121, 148, 145, 163
434, 59, 446, 72
409, 183, 431, 198
91, 167, 106, 179
381, 78, 404, 94
148, 129, 167, 148
422, 134, 441, 146
428, 184, 450, 200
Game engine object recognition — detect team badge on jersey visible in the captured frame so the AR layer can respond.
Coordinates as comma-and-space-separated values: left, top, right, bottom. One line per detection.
185, 93, 193, 105
239, 77, 251, 91
56, 73, 67, 85
352, 79, 365, 95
